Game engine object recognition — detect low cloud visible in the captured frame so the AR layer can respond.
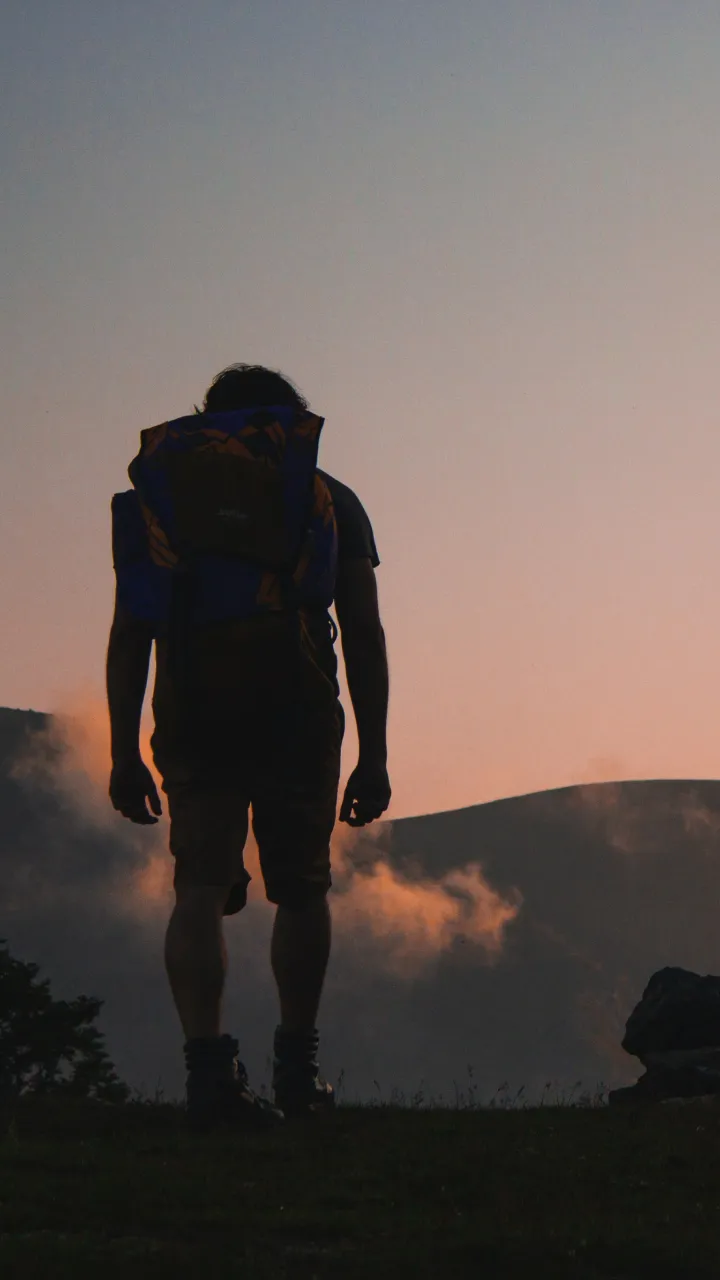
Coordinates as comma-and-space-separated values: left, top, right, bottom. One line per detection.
13, 696, 520, 970
330, 826, 520, 978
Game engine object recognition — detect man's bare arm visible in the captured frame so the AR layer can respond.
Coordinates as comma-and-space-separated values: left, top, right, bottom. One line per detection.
106, 601, 153, 762
106, 601, 161, 823
334, 558, 391, 825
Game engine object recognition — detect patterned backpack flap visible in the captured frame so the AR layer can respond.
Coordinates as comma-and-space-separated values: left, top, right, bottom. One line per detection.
120, 406, 337, 626
290, 471, 338, 610
112, 490, 173, 622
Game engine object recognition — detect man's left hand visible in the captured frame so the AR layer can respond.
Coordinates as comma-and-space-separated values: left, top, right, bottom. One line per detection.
339, 759, 391, 827
110, 754, 162, 825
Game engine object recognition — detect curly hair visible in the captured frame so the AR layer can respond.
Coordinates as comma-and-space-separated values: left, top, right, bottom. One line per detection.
200, 364, 309, 414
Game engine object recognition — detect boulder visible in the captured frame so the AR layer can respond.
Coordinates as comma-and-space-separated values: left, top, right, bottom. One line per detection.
609, 967, 720, 1105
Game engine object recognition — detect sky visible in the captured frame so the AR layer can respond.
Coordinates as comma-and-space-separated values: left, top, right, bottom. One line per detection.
4, 1, 720, 819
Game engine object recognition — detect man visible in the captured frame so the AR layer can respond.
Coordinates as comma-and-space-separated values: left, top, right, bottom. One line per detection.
107, 364, 390, 1131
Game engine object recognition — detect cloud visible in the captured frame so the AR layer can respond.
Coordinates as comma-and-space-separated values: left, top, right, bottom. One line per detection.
10, 693, 170, 920
330, 825, 520, 978
11, 695, 520, 970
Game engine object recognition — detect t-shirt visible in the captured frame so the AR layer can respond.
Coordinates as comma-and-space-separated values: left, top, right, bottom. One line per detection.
308, 471, 379, 692
317, 470, 380, 570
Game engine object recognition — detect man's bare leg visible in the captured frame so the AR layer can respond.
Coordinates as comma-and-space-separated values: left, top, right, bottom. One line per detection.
164, 884, 230, 1039
270, 897, 332, 1033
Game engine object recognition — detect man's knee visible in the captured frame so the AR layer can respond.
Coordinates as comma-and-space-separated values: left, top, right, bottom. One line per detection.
173, 867, 251, 917
173, 882, 228, 908
270, 884, 330, 913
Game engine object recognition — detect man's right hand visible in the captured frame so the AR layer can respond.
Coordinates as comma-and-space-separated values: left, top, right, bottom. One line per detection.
110, 754, 163, 825
339, 759, 391, 828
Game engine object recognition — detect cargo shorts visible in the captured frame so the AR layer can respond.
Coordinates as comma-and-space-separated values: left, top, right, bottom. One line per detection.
150, 623, 345, 916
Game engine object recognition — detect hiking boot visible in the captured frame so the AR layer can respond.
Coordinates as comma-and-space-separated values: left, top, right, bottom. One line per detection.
184, 1034, 285, 1134
272, 1025, 335, 1119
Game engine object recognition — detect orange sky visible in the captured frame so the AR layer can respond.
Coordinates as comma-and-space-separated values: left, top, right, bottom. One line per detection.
4, 4, 720, 818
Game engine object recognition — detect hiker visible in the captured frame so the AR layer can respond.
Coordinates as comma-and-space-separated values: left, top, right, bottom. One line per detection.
107, 364, 391, 1131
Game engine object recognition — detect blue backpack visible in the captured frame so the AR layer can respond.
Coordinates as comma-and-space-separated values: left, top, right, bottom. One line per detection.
112, 406, 338, 634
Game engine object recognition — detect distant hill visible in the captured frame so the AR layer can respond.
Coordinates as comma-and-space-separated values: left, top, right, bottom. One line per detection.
0, 706, 47, 767
2, 703, 720, 1104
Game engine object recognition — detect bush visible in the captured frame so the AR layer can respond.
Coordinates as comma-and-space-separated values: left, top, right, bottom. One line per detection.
0, 940, 129, 1104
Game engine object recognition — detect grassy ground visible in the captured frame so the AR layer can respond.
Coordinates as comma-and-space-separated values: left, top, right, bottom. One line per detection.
2, 1081, 720, 1279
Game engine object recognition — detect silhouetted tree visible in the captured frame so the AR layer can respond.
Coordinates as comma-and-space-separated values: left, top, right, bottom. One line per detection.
0, 940, 129, 1103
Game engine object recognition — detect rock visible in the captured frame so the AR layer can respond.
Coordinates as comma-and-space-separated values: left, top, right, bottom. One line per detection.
609, 967, 720, 1106
622, 967, 720, 1056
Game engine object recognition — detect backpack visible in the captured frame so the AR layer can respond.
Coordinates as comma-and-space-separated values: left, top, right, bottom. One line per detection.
112, 406, 338, 674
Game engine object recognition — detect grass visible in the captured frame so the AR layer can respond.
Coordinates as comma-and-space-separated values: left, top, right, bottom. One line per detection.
2, 1068, 720, 1279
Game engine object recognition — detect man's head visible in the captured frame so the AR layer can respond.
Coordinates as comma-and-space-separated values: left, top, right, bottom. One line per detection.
201, 364, 309, 414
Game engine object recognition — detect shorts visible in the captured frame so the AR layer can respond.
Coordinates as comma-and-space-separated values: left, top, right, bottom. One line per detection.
151, 629, 345, 916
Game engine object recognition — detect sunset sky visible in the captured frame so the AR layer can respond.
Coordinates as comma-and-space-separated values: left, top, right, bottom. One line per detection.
4, 2, 720, 819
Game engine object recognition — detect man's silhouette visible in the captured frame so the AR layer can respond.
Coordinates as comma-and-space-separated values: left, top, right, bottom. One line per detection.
106, 365, 390, 1130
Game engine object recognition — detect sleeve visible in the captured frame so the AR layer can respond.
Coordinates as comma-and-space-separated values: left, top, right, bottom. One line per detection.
322, 474, 380, 567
